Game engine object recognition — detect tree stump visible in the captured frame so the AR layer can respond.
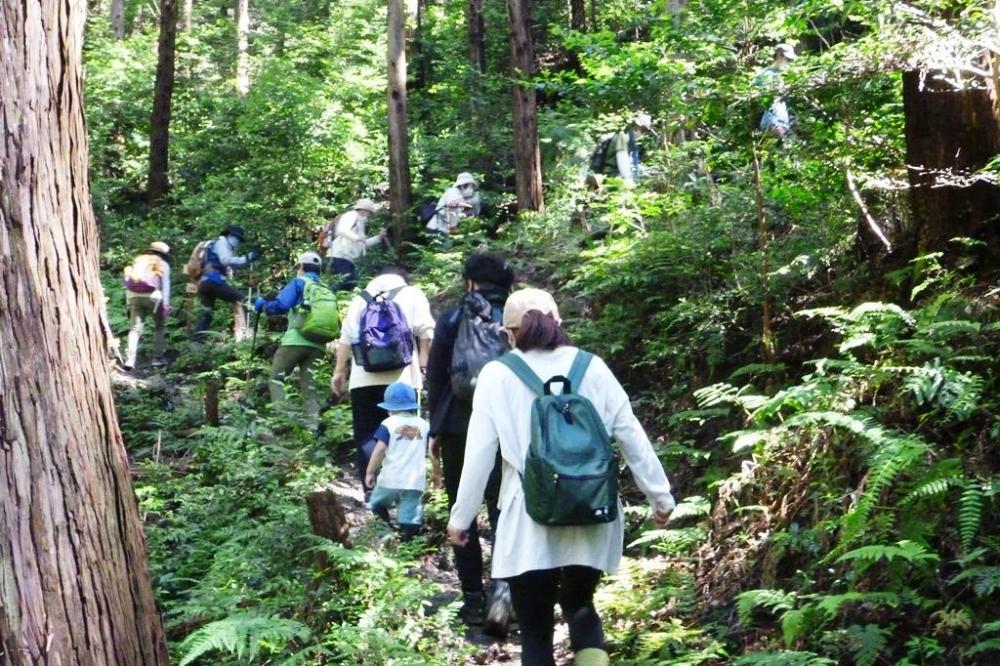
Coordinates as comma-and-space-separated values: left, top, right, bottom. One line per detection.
306, 488, 353, 565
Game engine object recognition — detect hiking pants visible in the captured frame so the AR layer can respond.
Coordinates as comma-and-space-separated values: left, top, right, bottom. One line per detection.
350, 385, 389, 492
506, 566, 604, 666
125, 296, 165, 367
269, 345, 326, 429
440, 433, 501, 595
325, 257, 358, 292
195, 279, 247, 341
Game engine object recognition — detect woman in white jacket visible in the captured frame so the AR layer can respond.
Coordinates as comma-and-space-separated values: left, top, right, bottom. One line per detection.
447, 288, 674, 666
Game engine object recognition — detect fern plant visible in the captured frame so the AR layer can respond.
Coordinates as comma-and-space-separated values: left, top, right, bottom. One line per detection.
178, 613, 310, 665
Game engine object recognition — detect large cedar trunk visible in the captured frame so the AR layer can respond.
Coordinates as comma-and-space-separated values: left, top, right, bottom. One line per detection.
902, 65, 1000, 257
147, 0, 178, 206
506, 0, 544, 212
570, 0, 585, 31
235, 0, 250, 96
0, 0, 169, 663
387, 0, 413, 243
468, 0, 486, 73
110, 0, 126, 38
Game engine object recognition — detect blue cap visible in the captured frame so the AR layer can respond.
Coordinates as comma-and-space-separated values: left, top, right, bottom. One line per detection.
377, 382, 419, 411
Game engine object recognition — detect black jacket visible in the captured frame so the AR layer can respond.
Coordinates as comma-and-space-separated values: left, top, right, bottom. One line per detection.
426, 286, 508, 437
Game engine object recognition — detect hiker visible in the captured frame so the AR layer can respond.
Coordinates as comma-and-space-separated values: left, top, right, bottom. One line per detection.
447, 288, 675, 666
426, 172, 481, 235
254, 252, 338, 431
331, 266, 436, 497
756, 43, 797, 139
589, 112, 653, 187
121, 241, 172, 370
365, 382, 433, 541
425, 252, 515, 628
321, 198, 386, 291
193, 225, 260, 342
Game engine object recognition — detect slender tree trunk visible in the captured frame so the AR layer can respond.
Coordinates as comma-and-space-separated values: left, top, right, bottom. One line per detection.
148, 0, 178, 206
588, 0, 596, 32
110, 0, 126, 38
235, 0, 250, 96
468, 0, 486, 73
902, 63, 1000, 256
507, 0, 543, 211
569, 0, 585, 31
182, 0, 194, 31
0, 0, 169, 663
387, 0, 413, 242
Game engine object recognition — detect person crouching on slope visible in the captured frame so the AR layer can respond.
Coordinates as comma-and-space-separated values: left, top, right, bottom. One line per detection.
447, 288, 675, 666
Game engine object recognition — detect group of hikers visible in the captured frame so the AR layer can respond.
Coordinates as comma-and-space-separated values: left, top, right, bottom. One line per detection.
119, 216, 675, 664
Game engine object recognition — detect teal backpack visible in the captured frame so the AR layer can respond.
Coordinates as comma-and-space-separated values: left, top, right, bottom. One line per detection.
293, 278, 341, 343
498, 351, 619, 526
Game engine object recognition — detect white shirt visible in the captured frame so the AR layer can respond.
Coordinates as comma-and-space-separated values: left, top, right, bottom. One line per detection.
125, 257, 172, 310
448, 346, 675, 578
374, 414, 431, 491
326, 210, 381, 261
339, 273, 435, 390
426, 186, 481, 234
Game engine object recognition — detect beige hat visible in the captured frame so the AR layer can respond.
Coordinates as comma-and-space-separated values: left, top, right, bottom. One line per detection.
632, 111, 653, 130
774, 43, 798, 60
455, 172, 477, 188
502, 288, 561, 329
354, 198, 377, 213
149, 241, 170, 255
297, 251, 322, 267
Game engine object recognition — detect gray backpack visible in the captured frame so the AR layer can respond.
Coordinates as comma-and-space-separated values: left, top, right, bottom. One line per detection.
450, 292, 509, 401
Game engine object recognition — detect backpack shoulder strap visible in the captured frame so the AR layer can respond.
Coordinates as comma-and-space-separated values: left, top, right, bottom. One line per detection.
566, 351, 594, 395
360, 290, 375, 305
385, 285, 405, 300
497, 354, 545, 397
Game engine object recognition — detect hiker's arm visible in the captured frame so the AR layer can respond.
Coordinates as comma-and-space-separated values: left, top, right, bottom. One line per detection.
216, 238, 250, 267
448, 365, 501, 535
417, 336, 432, 374
598, 357, 675, 517
160, 263, 172, 313
615, 148, 634, 184
424, 316, 454, 420
365, 440, 388, 488
363, 230, 385, 248
331, 342, 352, 396
261, 278, 302, 316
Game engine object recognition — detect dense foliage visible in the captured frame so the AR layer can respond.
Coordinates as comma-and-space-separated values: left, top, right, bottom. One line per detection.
86, 0, 1000, 662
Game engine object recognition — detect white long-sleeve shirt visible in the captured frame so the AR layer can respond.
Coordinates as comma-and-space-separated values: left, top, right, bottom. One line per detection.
326, 210, 381, 261
448, 346, 675, 578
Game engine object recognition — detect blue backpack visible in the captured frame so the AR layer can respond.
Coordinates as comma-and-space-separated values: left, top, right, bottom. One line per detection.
352, 286, 414, 372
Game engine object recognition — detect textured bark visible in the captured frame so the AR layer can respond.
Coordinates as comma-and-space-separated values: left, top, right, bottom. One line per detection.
507, 0, 544, 211
387, 0, 413, 243
306, 490, 353, 549
235, 0, 250, 96
147, 0, 178, 206
902, 64, 1000, 256
569, 0, 585, 31
468, 0, 486, 73
110, 0, 125, 38
0, 0, 169, 663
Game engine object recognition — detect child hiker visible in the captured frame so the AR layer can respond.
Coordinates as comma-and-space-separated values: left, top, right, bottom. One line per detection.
365, 382, 434, 540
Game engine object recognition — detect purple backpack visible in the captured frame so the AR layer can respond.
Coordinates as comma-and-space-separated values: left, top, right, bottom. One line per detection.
352, 286, 414, 372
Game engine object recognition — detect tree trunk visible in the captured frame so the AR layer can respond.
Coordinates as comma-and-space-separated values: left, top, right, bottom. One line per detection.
110, 0, 126, 38
468, 0, 486, 73
235, 0, 250, 96
507, 0, 544, 212
147, 0, 178, 206
182, 0, 194, 31
902, 64, 1000, 257
387, 0, 413, 243
569, 0, 585, 31
0, 0, 169, 663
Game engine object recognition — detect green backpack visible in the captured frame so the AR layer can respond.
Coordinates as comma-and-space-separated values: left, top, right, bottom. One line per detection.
498, 351, 619, 526
294, 278, 341, 343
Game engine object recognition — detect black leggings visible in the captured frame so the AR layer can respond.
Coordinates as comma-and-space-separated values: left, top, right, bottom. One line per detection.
506, 566, 604, 665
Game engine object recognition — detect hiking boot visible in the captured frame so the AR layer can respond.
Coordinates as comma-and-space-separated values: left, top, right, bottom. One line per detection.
458, 591, 485, 626
483, 580, 512, 639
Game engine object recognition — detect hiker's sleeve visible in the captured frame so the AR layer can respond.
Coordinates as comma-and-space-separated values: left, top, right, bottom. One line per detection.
217, 239, 250, 268
598, 358, 675, 512
339, 297, 361, 345
425, 314, 454, 422
373, 424, 391, 446
410, 291, 435, 340
448, 368, 501, 530
336, 213, 365, 242
161, 263, 171, 309
263, 278, 302, 315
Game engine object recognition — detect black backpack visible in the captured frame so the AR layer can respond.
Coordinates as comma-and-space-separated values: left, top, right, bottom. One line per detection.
589, 135, 613, 172
450, 292, 509, 401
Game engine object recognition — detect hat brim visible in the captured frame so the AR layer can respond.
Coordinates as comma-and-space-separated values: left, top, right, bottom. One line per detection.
377, 400, 419, 411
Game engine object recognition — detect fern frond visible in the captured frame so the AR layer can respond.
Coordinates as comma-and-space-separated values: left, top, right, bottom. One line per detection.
836, 540, 939, 568
734, 650, 836, 665
959, 482, 984, 552
900, 476, 962, 505
736, 589, 796, 626
178, 613, 310, 666
847, 624, 889, 666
